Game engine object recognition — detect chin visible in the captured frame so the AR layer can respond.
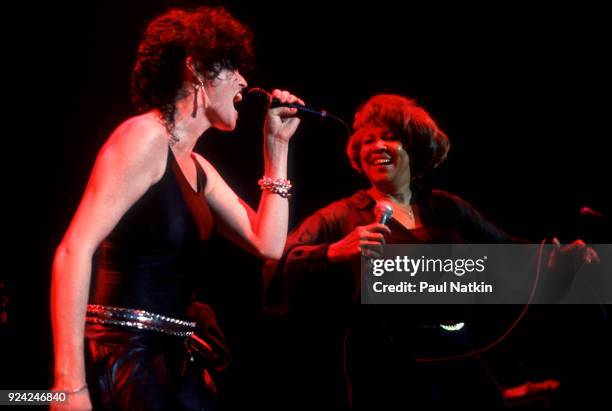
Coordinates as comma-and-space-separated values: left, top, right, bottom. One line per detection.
216, 119, 237, 131
210, 109, 238, 131
366, 171, 391, 183
228, 115, 239, 130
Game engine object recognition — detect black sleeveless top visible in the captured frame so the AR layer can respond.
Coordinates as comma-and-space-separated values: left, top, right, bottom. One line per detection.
90, 148, 214, 317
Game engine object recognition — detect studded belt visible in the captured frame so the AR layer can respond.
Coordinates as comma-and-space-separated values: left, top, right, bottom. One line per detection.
86, 304, 196, 337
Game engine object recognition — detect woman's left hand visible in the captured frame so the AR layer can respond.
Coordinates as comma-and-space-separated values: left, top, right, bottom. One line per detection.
264, 89, 304, 144
547, 237, 600, 274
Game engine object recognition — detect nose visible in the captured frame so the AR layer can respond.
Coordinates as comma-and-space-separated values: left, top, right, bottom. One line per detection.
373, 138, 388, 151
236, 71, 248, 89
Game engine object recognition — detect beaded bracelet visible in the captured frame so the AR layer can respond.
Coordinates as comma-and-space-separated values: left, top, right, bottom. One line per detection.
258, 176, 292, 198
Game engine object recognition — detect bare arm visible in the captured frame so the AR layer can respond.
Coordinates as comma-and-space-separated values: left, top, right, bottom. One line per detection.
50, 117, 166, 400
197, 90, 302, 260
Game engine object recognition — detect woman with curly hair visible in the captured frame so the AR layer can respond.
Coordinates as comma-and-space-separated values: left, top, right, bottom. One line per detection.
51, 6, 303, 410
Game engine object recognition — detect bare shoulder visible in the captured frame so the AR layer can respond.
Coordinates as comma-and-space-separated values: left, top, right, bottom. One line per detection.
99, 112, 170, 182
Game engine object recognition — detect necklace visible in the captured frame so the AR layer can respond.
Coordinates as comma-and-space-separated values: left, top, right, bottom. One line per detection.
168, 132, 180, 147
392, 200, 414, 219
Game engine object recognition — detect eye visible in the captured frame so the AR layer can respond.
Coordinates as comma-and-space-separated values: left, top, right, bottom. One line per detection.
363, 135, 375, 144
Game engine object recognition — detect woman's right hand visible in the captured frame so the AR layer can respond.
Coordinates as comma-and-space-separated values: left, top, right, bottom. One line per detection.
50, 388, 92, 411
327, 223, 391, 263
263, 89, 304, 145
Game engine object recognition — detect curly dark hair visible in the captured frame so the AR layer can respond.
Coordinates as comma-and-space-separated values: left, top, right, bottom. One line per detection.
347, 94, 450, 179
131, 6, 254, 127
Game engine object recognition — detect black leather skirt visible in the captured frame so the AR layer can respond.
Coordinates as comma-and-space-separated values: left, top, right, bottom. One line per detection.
85, 323, 215, 411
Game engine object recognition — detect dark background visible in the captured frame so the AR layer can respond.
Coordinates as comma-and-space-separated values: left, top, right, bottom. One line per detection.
2, 0, 611, 409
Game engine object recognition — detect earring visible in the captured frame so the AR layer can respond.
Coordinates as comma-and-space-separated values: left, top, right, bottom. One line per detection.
192, 84, 200, 118
191, 80, 205, 118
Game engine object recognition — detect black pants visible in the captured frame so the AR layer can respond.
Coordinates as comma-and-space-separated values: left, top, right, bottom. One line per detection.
85, 324, 214, 411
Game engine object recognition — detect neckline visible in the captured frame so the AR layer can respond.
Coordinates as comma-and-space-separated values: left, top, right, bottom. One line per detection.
366, 187, 413, 206
168, 148, 201, 195
364, 189, 423, 230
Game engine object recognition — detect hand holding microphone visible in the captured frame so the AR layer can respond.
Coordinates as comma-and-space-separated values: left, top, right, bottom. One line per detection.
255, 88, 304, 145
326, 201, 393, 263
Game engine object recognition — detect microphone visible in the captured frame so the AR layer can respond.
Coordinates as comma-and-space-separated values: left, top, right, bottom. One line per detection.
580, 206, 608, 219
375, 201, 394, 225
247, 88, 329, 118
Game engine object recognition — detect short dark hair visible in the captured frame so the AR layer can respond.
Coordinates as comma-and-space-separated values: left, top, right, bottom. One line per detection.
347, 94, 450, 178
131, 6, 254, 126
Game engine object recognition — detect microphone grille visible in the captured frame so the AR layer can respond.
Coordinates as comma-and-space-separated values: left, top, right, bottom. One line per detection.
245, 87, 272, 108
375, 201, 394, 224
246, 87, 270, 98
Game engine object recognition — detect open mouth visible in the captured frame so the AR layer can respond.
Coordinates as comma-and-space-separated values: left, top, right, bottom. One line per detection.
233, 91, 243, 106
371, 158, 392, 166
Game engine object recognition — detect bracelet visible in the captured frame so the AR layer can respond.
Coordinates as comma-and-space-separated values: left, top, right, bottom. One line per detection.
67, 384, 88, 394
53, 384, 88, 394
258, 176, 292, 198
